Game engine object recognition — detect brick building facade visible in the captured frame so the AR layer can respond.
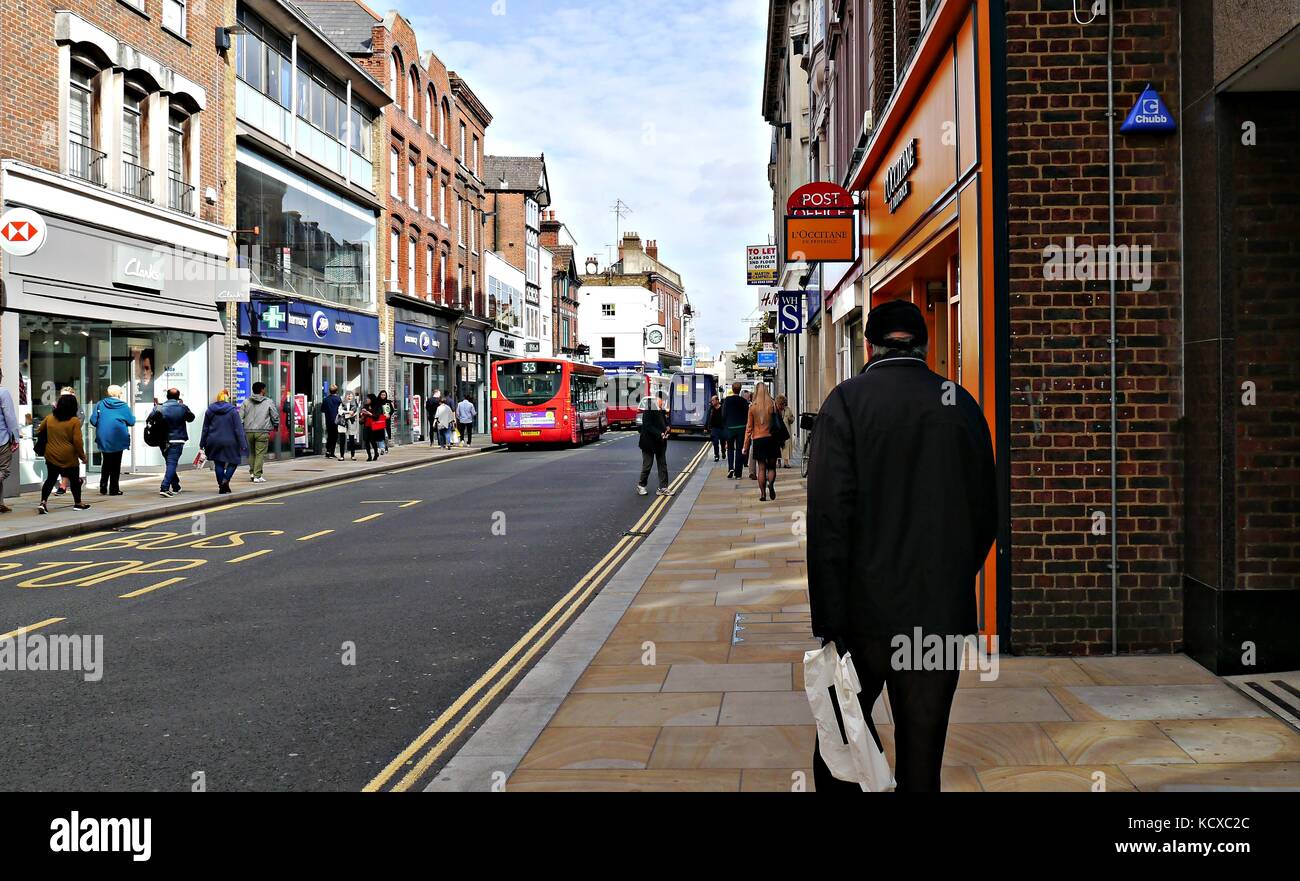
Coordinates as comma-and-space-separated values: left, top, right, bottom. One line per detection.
1005, 1, 1183, 654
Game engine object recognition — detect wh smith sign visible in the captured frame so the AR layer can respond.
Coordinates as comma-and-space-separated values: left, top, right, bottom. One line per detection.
238, 298, 380, 352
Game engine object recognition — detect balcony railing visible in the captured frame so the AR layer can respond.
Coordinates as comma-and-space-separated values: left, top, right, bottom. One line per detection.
169, 176, 195, 213
68, 141, 106, 187
121, 160, 154, 202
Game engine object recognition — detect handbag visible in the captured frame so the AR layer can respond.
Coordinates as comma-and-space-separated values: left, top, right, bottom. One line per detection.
769, 410, 790, 446
803, 642, 895, 792
33, 422, 47, 457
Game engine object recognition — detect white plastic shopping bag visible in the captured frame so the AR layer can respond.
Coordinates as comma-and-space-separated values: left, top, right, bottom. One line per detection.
803, 642, 895, 792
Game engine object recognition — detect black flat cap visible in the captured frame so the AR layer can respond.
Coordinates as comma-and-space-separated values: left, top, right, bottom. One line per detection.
865, 298, 927, 348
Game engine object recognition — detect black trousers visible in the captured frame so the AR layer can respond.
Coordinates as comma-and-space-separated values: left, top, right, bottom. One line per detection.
99, 451, 123, 493
41, 464, 82, 505
326, 424, 340, 457
812, 635, 960, 793
458, 421, 474, 445
638, 448, 668, 488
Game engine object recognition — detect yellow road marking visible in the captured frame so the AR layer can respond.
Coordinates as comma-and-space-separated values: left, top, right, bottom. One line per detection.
118, 577, 187, 599
297, 530, 335, 542
353, 513, 384, 524
360, 500, 422, 508
0, 617, 66, 641
0, 532, 113, 560
128, 449, 499, 529
366, 441, 710, 792
228, 549, 273, 564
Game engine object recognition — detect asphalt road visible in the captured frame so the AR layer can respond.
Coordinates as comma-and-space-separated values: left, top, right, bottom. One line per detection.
0, 433, 704, 792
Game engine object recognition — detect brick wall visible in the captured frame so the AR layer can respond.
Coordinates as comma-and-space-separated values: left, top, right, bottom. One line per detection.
0, 0, 232, 230
1004, 0, 1183, 653
361, 16, 458, 311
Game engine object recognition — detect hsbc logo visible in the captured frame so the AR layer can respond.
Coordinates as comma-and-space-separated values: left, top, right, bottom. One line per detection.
0, 208, 48, 257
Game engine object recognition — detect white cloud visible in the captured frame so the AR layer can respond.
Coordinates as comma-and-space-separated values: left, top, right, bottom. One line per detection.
394, 0, 771, 355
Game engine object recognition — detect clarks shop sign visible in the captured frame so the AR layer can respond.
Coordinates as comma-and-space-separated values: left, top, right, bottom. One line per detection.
112, 245, 167, 292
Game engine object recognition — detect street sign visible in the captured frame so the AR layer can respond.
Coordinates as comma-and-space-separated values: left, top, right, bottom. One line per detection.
1120, 84, 1176, 134
0, 207, 48, 257
746, 245, 778, 286
786, 182, 855, 217
785, 215, 856, 262
757, 350, 778, 369
777, 291, 804, 334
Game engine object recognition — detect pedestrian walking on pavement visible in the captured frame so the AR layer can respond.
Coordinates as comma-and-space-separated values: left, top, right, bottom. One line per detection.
636, 395, 672, 497
807, 299, 997, 793
456, 393, 477, 447
322, 384, 343, 460
201, 390, 249, 495
378, 390, 393, 454
53, 386, 81, 496
434, 398, 455, 449
240, 382, 280, 483
89, 384, 135, 496
0, 370, 18, 514
775, 394, 795, 468
360, 394, 384, 461
426, 390, 442, 446
707, 394, 724, 462
743, 382, 784, 502
742, 390, 757, 480
36, 393, 90, 514
339, 391, 360, 460
154, 388, 195, 498
721, 382, 749, 479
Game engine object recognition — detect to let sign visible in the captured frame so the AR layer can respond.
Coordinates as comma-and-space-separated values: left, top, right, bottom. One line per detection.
746, 245, 778, 286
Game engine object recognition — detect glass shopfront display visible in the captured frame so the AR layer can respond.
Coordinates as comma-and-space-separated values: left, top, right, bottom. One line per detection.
391, 320, 451, 445
17, 316, 208, 485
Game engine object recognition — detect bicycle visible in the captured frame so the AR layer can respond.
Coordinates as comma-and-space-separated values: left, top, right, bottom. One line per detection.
798, 411, 817, 479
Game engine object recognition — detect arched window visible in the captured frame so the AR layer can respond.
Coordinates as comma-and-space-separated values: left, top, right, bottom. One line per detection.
440, 97, 450, 147
389, 49, 403, 108
426, 85, 435, 134
67, 55, 103, 184
409, 67, 420, 121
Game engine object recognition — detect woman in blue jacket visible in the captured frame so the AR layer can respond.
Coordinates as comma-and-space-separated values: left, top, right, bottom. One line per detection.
89, 385, 136, 496
200, 390, 249, 495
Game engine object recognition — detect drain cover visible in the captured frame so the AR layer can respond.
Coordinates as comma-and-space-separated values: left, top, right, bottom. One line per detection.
1225, 671, 1300, 731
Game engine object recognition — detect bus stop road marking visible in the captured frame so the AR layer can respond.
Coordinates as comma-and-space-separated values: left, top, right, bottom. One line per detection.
119, 578, 187, 600
228, 550, 273, 564
0, 617, 66, 641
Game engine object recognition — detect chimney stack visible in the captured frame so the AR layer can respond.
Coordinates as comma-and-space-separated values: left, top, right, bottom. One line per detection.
646, 239, 659, 261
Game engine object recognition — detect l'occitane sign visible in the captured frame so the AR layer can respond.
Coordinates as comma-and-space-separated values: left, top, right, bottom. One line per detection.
785, 215, 856, 263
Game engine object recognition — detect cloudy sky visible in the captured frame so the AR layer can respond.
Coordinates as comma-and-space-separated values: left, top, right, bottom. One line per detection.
390, 0, 773, 356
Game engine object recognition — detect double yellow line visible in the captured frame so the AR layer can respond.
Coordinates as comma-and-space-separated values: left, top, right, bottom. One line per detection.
364, 442, 711, 792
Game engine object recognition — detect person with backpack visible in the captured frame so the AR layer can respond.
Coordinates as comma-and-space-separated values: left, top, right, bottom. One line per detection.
89, 385, 136, 496
36, 393, 90, 514
150, 387, 195, 498
201, 390, 249, 495
239, 382, 280, 483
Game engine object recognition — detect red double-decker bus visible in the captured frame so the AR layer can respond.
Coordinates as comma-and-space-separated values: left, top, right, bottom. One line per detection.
491, 358, 607, 447
603, 369, 671, 430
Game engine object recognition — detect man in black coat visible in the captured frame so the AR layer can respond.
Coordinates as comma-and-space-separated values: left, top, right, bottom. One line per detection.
719, 382, 750, 479
636, 396, 672, 497
807, 299, 997, 792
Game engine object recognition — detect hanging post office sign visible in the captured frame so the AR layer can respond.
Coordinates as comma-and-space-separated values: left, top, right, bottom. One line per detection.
784, 182, 858, 263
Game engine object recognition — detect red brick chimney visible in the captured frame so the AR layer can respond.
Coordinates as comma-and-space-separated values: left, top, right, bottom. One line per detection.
646, 240, 659, 261
540, 210, 562, 248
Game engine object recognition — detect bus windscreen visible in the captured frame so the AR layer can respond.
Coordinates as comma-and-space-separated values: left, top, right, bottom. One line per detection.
496, 361, 563, 406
